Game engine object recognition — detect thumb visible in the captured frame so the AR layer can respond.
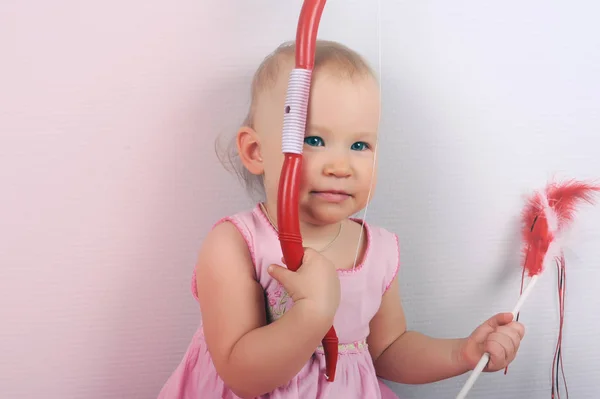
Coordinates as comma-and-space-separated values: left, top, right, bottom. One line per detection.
470, 312, 513, 343
301, 247, 322, 264
484, 312, 514, 329
267, 264, 296, 291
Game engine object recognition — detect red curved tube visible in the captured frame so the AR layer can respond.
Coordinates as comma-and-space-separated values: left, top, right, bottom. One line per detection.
295, 0, 327, 69
277, 0, 338, 382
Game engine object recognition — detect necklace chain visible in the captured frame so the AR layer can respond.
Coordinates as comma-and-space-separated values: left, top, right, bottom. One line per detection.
259, 202, 342, 253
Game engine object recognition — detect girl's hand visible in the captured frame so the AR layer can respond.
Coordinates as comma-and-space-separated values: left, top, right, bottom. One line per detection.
457, 312, 525, 372
268, 248, 340, 320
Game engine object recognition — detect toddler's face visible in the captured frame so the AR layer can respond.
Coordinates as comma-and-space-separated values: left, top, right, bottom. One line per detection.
254, 65, 381, 225
297, 71, 380, 225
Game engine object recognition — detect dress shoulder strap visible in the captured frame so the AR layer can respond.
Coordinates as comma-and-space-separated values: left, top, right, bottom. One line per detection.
190, 204, 269, 301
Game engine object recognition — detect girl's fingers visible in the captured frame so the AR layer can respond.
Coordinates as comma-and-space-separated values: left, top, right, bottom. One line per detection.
486, 325, 524, 368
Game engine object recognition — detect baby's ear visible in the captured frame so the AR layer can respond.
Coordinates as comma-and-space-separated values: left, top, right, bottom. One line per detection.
236, 126, 263, 175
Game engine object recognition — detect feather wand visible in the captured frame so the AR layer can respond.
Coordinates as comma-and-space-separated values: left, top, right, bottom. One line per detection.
456, 179, 600, 399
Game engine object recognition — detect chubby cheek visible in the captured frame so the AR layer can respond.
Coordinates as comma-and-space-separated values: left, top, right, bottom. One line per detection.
265, 152, 311, 201
298, 154, 319, 185
357, 165, 377, 201
368, 171, 378, 190
261, 158, 283, 200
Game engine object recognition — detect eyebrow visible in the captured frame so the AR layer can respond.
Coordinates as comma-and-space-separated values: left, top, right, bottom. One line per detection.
306, 124, 377, 138
306, 124, 332, 135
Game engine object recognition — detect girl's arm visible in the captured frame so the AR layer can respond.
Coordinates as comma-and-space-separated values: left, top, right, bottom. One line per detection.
196, 221, 332, 398
369, 274, 525, 384
367, 274, 469, 384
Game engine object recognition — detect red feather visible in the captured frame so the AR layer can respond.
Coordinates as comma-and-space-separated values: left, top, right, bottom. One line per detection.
521, 179, 600, 277
521, 191, 553, 277
509, 178, 600, 396
546, 179, 600, 230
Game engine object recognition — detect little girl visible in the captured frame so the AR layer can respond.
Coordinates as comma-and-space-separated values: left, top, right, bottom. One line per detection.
157, 40, 525, 398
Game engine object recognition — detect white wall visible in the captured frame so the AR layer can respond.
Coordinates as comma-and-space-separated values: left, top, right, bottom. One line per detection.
378, 2, 600, 398
1, 1, 598, 398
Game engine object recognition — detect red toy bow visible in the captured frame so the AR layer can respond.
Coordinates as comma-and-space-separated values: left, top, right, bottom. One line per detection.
276, 0, 339, 382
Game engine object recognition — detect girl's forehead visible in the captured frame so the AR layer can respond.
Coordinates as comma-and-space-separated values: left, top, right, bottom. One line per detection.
307, 76, 380, 132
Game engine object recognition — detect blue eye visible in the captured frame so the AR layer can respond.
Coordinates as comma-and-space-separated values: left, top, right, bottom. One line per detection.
304, 136, 324, 146
351, 141, 369, 151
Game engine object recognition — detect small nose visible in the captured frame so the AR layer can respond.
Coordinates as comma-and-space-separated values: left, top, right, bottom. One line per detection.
324, 153, 352, 178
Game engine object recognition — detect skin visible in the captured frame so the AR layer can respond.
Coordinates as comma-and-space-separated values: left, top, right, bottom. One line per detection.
196, 56, 525, 398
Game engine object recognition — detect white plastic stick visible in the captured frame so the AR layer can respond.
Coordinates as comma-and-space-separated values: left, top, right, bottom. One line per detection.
455, 274, 539, 399
510, 274, 538, 318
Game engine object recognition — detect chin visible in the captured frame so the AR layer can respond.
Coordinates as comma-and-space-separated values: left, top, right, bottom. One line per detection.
301, 200, 361, 225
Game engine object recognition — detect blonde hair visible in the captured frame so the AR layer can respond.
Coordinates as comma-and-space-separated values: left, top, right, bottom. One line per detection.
216, 39, 376, 199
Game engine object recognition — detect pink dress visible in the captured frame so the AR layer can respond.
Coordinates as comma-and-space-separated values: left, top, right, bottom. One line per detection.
157, 204, 401, 398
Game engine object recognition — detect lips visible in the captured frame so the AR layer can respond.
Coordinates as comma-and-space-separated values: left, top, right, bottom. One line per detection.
311, 190, 352, 203
313, 190, 349, 195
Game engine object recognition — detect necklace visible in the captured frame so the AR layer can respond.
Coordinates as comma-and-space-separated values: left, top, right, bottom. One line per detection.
259, 202, 342, 253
